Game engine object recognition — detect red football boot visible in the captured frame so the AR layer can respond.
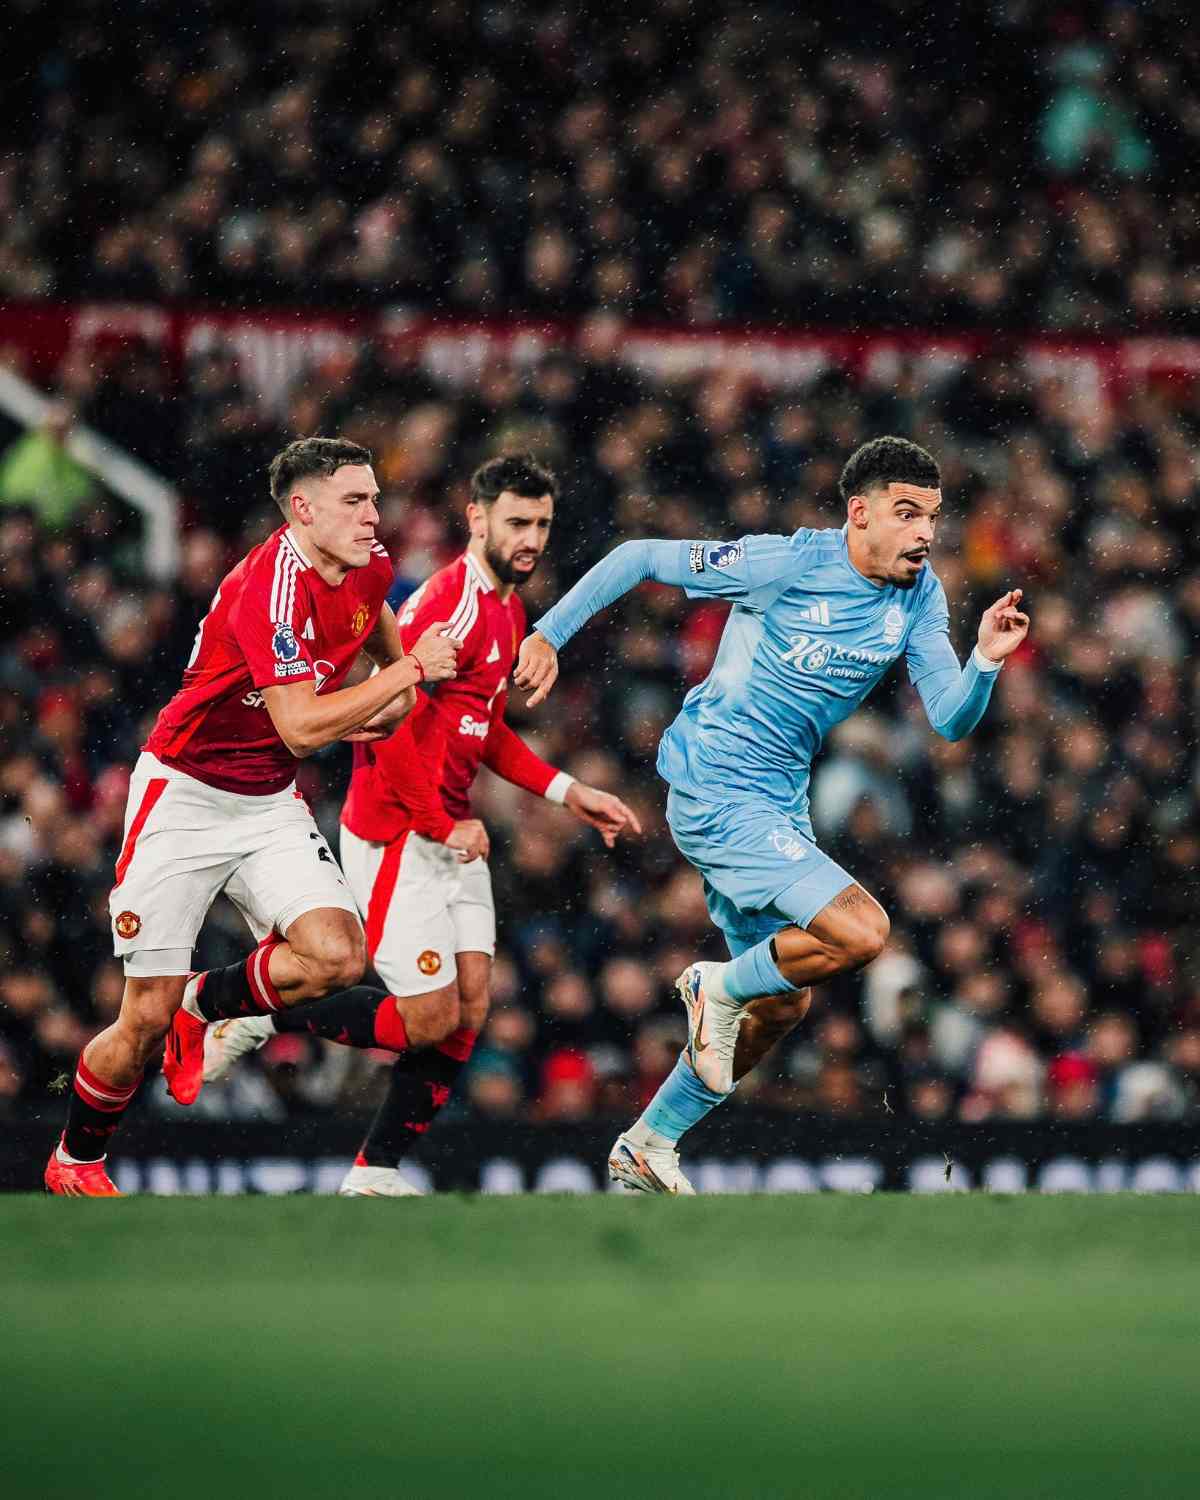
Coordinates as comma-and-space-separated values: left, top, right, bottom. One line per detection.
45, 1140, 123, 1197
163, 975, 209, 1106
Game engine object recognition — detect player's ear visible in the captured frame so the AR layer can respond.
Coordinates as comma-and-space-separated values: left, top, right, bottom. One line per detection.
466, 500, 486, 536
289, 491, 311, 525
846, 494, 870, 530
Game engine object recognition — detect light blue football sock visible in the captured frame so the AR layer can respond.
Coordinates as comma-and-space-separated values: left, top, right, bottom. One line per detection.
723, 935, 793, 1003
638, 1054, 729, 1145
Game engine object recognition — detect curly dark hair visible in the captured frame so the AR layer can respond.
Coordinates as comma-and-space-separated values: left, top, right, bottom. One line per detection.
470, 451, 559, 506
268, 437, 373, 513
838, 436, 940, 503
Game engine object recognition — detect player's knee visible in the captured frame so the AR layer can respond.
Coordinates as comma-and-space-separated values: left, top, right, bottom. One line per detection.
839, 906, 890, 971
308, 930, 366, 993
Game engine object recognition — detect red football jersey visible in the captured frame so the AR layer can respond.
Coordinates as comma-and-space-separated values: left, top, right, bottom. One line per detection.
146, 527, 393, 794
342, 551, 557, 843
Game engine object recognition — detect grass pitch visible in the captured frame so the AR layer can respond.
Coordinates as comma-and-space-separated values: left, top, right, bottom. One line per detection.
2, 1195, 1197, 1500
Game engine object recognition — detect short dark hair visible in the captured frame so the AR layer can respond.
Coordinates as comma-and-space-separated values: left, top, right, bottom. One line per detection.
469, 451, 559, 506
268, 437, 373, 514
838, 436, 940, 504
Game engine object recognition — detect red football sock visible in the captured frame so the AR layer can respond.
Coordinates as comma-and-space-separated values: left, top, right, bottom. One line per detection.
358, 1027, 478, 1168
273, 986, 410, 1052
62, 1056, 143, 1161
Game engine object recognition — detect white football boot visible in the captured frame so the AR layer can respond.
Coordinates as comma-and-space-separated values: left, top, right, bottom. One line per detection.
676, 961, 745, 1095
338, 1163, 426, 1198
202, 1014, 274, 1083
608, 1133, 695, 1195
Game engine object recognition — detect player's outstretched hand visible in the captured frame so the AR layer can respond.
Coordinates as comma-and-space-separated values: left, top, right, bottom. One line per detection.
514, 632, 558, 707
564, 783, 643, 849
444, 818, 490, 863
976, 588, 1030, 663
411, 621, 460, 682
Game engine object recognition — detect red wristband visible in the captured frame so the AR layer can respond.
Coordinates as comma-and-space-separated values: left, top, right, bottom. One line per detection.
407, 653, 425, 683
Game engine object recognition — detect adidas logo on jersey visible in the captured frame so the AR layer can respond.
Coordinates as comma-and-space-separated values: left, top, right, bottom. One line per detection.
301, 617, 315, 640
486, 639, 501, 663
796, 599, 832, 626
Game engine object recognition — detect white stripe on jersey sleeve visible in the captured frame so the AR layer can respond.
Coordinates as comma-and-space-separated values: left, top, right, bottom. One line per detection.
445, 567, 478, 639
286, 553, 300, 626
451, 589, 480, 644
269, 544, 290, 622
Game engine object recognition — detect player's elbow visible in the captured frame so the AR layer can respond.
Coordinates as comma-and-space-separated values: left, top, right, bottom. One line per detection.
281, 732, 319, 758
925, 700, 969, 741
272, 710, 323, 758
935, 710, 978, 743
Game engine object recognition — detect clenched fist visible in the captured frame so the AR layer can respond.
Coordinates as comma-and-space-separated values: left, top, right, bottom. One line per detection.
411, 621, 460, 682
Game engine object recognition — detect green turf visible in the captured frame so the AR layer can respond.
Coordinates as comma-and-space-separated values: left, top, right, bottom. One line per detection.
2, 1196, 1197, 1500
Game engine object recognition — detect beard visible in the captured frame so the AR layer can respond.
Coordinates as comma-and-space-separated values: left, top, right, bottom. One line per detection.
484, 540, 542, 587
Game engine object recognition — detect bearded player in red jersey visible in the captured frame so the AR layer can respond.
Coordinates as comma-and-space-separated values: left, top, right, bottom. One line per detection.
202, 453, 641, 1196
45, 437, 459, 1196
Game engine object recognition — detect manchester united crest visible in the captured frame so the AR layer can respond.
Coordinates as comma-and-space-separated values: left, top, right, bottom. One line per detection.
417, 949, 442, 976
115, 911, 142, 940
351, 604, 369, 636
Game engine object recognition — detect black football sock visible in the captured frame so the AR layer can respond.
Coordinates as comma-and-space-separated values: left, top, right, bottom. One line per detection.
62, 1056, 142, 1161
193, 936, 284, 1020
272, 986, 410, 1052
359, 1026, 478, 1167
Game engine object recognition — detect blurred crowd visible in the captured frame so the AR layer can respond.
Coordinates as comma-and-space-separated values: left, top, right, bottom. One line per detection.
3, 310, 1200, 1131
5, 0, 1200, 331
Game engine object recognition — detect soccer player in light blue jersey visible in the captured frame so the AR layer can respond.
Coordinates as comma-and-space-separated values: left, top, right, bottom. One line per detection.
515, 436, 1030, 1194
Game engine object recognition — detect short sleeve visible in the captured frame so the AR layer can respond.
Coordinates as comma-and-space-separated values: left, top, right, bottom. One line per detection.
231, 555, 316, 689
681, 533, 799, 612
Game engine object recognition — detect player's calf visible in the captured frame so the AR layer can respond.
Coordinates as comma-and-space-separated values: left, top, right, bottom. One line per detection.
52, 974, 184, 1173
349, 954, 489, 1181
733, 986, 813, 1081
187, 912, 368, 1029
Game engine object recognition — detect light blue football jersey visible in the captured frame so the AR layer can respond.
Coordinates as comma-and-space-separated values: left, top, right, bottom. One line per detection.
536, 528, 999, 823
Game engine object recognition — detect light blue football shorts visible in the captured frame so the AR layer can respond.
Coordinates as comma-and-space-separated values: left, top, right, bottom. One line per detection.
665, 786, 856, 957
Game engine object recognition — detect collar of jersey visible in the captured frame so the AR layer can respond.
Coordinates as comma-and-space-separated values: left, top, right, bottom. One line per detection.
281, 529, 312, 570
463, 550, 495, 592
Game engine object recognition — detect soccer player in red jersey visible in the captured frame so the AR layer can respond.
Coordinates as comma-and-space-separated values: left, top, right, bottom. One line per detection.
203, 453, 641, 1196
45, 437, 458, 1196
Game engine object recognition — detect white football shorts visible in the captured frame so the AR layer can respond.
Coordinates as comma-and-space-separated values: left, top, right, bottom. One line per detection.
338, 824, 496, 997
109, 752, 360, 976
